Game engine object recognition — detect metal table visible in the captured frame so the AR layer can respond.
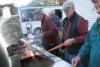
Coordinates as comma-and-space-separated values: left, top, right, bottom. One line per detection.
32, 44, 72, 67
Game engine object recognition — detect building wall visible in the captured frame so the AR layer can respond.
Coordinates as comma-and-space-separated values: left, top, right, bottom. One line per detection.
72, 0, 99, 30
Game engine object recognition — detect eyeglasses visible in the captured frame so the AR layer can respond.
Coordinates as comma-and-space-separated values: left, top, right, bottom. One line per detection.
94, 5, 100, 10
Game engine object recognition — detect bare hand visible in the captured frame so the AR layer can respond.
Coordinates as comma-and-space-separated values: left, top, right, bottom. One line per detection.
39, 32, 44, 38
64, 38, 75, 47
71, 56, 81, 67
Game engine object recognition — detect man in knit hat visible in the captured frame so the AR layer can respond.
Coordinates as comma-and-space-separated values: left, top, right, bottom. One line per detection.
62, 0, 88, 66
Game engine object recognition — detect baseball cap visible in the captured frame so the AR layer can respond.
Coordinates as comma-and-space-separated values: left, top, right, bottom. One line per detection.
62, 0, 74, 12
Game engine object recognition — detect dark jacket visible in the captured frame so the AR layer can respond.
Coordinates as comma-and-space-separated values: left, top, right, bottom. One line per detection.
54, 15, 61, 29
63, 12, 88, 55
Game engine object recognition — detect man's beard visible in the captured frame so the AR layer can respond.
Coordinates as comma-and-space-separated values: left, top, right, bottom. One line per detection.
97, 17, 100, 34
97, 17, 100, 25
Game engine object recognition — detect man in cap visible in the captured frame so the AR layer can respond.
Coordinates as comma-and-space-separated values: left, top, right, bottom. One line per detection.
72, 0, 100, 67
62, 0, 88, 66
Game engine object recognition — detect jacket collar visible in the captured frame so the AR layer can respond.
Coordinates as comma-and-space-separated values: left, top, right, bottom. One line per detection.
65, 11, 77, 22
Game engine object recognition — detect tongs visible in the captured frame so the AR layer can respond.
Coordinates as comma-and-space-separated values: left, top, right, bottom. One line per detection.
48, 43, 64, 52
